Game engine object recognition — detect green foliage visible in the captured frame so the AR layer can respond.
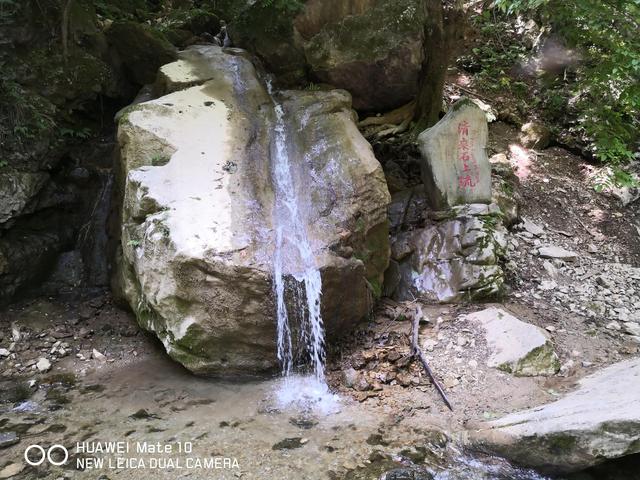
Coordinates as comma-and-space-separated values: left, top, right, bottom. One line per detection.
0, 77, 57, 150
0, 0, 18, 23
93, 0, 153, 21
494, 0, 640, 168
592, 167, 636, 193
149, 153, 170, 166
467, 13, 529, 98
60, 126, 92, 139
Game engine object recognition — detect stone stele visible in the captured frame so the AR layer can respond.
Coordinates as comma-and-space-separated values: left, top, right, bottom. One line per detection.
418, 97, 492, 209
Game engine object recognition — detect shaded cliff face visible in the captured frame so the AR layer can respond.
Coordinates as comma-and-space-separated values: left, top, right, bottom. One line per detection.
0, 2, 126, 305
113, 45, 390, 375
0, 1, 192, 305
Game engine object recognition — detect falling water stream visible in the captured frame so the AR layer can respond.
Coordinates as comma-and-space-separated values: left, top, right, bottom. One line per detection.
266, 81, 337, 411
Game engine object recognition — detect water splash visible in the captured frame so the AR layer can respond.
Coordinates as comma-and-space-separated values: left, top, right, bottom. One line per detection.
273, 375, 341, 416
267, 81, 328, 391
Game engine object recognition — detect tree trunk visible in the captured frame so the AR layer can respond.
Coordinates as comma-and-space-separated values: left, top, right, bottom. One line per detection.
413, 0, 466, 133
61, 0, 73, 61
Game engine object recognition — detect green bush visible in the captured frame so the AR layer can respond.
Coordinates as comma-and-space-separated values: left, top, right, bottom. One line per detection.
495, 0, 640, 176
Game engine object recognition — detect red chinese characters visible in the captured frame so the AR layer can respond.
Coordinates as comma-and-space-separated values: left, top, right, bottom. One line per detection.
456, 120, 479, 190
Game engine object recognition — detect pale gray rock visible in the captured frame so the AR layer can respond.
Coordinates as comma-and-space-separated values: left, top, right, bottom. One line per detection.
418, 98, 492, 209
465, 307, 559, 376
36, 357, 51, 373
0, 172, 49, 224
0, 432, 19, 449
521, 217, 544, 236
469, 358, 640, 473
0, 463, 23, 479
538, 245, 578, 261
542, 260, 558, 280
623, 322, 640, 336
520, 121, 551, 149
343, 367, 359, 388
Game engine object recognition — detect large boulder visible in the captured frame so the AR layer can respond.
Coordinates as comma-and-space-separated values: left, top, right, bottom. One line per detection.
468, 358, 640, 474
114, 46, 389, 375
302, 0, 425, 111
293, 0, 377, 39
418, 98, 492, 210
228, 0, 425, 111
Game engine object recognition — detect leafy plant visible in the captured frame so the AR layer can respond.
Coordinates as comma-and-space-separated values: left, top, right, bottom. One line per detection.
0, 78, 57, 148
494, 0, 640, 169
60, 126, 92, 139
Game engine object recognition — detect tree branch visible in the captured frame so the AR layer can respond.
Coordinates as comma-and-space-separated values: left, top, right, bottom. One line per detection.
410, 305, 453, 411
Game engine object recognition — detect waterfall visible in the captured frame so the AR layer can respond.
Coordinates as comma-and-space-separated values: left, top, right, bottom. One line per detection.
267, 82, 333, 408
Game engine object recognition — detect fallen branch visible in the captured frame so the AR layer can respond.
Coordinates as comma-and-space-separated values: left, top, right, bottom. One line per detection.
450, 84, 492, 103
410, 305, 453, 411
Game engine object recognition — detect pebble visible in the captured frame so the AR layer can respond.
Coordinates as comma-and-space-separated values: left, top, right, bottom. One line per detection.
606, 321, 621, 331
36, 357, 51, 373
538, 245, 578, 261
0, 463, 23, 479
0, 432, 19, 449
92, 349, 107, 361
0, 348, 9, 357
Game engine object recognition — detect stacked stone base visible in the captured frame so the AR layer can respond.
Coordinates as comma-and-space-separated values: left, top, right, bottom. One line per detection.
384, 203, 507, 303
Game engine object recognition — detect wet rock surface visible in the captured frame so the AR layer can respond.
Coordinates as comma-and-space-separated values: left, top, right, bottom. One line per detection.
1, 313, 536, 480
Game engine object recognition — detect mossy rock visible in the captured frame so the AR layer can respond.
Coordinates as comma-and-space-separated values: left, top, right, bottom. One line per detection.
302, 0, 425, 110
159, 8, 221, 47
107, 21, 177, 85
508, 342, 561, 377
228, 2, 308, 86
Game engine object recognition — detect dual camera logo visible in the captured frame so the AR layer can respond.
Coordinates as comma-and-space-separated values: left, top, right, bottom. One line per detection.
24, 444, 69, 466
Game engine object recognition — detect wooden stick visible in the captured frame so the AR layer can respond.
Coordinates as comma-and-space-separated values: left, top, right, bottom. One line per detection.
411, 305, 453, 411
450, 84, 492, 103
